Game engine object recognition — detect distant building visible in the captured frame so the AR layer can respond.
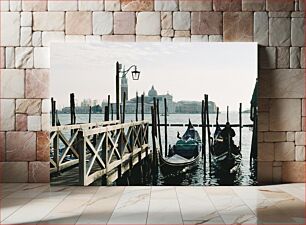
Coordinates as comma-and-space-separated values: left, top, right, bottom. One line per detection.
175, 101, 217, 114
121, 76, 128, 102
60, 77, 217, 114
127, 86, 175, 114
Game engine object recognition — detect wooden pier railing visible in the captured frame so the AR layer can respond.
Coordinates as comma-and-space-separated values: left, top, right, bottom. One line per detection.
50, 120, 120, 174
79, 120, 150, 186
50, 120, 150, 186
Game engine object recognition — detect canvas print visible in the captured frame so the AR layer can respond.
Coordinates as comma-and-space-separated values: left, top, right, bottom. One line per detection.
50, 43, 258, 186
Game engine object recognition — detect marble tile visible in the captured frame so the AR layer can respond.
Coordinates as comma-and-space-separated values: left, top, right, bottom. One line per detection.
147, 187, 182, 224
16, 114, 27, 131
0, 99, 15, 131
183, 215, 225, 224
121, 0, 154, 11
191, 12, 222, 35
1, 12, 20, 46
36, 131, 49, 161
223, 12, 253, 42
277, 184, 306, 202
259, 69, 304, 99
25, 69, 49, 98
213, 0, 242, 11
29, 161, 50, 183
6, 131, 36, 161
76, 187, 124, 224
33, 12, 64, 31
114, 12, 135, 35
0, 162, 28, 183
179, 0, 212, 11
16, 99, 42, 115
269, 99, 301, 132
4, 184, 50, 199
282, 162, 306, 183
2, 197, 64, 224
0, 132, 5, 161
108, 186, 150, 224
147, 198, 183, 224
176, 187, 216, 221
22, 0, 47, 11
0, 69, 24, 98
0, 197, 33, 222
66, 12, 92, 35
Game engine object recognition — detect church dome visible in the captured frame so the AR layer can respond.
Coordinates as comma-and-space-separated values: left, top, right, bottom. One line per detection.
148, 86, 158, 97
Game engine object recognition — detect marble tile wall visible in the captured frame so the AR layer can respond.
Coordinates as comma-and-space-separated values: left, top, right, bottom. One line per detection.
0, 0, 305, 184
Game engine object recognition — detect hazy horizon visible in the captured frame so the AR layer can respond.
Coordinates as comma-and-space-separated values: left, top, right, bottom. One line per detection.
51, 42, 257, 111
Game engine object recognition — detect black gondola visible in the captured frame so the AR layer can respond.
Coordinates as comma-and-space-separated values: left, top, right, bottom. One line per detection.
159, 120, 201, 175
210, 121, 242, 174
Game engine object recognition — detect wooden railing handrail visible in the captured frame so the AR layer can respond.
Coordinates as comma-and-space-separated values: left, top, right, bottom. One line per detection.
82, 120, 150, 136
49, 120, 121, 132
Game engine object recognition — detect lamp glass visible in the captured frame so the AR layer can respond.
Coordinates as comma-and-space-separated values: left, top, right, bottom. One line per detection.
132, 70, 140, 80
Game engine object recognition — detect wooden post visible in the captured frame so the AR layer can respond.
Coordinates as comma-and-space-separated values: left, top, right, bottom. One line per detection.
77, 131, 86, 185
136, 93, 139, 121
54, 131, 60, 172
55, 109, 61, 126
141, 94, 145, 121
102, 130, 109, 185
116, 62, 120, 121
216, 107, 219, 124
239, 103, 242, 151
89, 106, 92, 123
201, 100, 206, 170
111, 103, 114, 121
164, 98, 168, 157
122, 92, 126, 123
151, 106, 157, 167
70, 93, 76, 124
205, 95, 211, 169
156, 99, 162, 156
51, 98, 55, 126
104, 106, 109, 121
107, 95, 110, 120
227, 106, 229, 123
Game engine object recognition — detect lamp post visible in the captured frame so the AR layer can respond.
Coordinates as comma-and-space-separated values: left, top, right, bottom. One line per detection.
115, 61, 140, 121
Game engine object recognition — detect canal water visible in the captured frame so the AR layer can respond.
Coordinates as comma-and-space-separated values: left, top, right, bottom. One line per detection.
55, 112, 257, 186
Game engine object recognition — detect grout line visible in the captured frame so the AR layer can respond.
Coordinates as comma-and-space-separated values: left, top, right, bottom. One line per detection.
105, 186, 126, 224
174, 186, 185, 225
145, 186, 152, 225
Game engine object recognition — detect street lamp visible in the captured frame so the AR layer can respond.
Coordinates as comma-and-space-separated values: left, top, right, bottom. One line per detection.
115, 61, 141, 120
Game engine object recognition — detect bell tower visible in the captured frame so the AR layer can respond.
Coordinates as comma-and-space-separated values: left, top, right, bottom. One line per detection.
121, 75, 128, 102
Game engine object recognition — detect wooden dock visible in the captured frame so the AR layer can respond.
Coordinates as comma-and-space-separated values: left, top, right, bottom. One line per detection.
50, 120, 150, 186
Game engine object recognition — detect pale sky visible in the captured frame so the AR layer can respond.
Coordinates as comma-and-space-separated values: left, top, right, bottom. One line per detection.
50, 42, 257, 111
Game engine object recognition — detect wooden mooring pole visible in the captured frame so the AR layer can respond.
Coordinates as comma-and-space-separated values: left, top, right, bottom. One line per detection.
116, 62, 120, 121
107, 95, 110, 120
141, 94, 145, 121
51, 98, 55, 126
136, 93, 139, 121
156, 99, 162, 156
201, 99, 206, 172
164, 98, 168, 157
205, 95, 212, 171
239, 103, 242, 151
151, 105, 157, 168
122, 92, 126, 123
70, 93, 76, 125
70, 93, 76, 136
88, 106, 92, 123
111, 103, 114, 121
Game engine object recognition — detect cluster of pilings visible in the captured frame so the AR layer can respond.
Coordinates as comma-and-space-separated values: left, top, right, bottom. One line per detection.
149, 93, 257, 176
